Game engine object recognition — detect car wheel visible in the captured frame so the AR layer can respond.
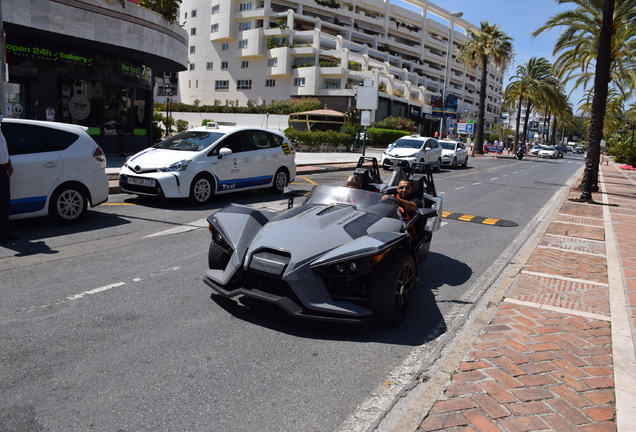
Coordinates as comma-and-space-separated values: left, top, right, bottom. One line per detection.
271, 169, 288, 194
434, 158, 441, 171
369, 252, 416, 326
190, 173, 214, 205
451, 157, 457, 169
208, 242, 229, 270
462, 156, 468, 168
49, 184, 88, 224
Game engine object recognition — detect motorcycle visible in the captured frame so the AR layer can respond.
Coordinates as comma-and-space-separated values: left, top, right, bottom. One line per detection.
515, 147, 525, 160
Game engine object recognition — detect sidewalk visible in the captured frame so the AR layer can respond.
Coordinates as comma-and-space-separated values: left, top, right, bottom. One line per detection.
394, 159, 636, 431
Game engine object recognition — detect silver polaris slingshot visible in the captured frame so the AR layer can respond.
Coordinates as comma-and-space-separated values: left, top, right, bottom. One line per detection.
203, 158, 443, 326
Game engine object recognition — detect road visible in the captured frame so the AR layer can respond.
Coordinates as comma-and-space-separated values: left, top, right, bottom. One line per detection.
0, 154, 584, 432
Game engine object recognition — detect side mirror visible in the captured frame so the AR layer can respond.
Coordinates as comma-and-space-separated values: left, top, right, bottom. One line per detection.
218, 147, 232, 159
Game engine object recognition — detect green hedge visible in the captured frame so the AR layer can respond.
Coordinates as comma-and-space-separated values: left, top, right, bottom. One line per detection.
285, 129, 353, 150
366, 128, 412, 147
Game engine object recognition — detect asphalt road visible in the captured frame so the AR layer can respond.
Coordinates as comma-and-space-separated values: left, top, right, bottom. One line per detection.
0, 153, 584, 432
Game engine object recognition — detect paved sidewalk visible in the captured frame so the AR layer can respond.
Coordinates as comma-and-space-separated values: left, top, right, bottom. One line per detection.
403, 160, 636, 431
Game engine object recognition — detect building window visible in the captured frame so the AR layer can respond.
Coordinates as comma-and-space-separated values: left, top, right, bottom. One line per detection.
206, 62, 214, 70
196, 80, 199, 88
211, 24, 219, 33
238, 22, 251, 31
215, 80, 229, 90
191, 9, 197, 17
325, 79, 340, 89
268, 58, 278, 67
189, 63, 195, 70
190, 46, 196, 54
237, 80, 252, 90
294, 77, 305, 87
222, 43, 229, 51
191, 27, 196, 36
265, 79, 275, 87
238, 40, 248, 49
212, 5, 220, 14
241, 61, 249, 68
239, 3, 252, 11
221, 61, 228, 70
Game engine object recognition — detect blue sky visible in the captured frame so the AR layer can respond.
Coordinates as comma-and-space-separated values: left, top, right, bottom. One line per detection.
396, 0, 585, 112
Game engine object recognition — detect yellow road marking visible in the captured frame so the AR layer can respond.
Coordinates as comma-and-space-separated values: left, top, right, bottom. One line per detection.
458, 214, 475, 221
102, 203, 137, 206
299, 176, 319, 185
482, 218, 499, 225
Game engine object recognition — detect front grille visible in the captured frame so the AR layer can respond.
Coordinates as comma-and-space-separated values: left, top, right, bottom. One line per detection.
245, 272, 293, 297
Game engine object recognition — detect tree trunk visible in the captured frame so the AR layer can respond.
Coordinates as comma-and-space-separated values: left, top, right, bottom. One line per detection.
514, 97, 523, 147
474, 54, 489, 154
551, 115, 558, 146
579, 0, 614, 199
522, 100, 533, 147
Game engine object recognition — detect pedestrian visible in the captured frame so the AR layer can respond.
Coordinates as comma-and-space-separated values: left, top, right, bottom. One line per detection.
0, 111, 19, 244
434, 131, 439, 139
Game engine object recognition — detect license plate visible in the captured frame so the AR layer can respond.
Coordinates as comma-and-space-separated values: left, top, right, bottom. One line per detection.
127, 177, 156, 187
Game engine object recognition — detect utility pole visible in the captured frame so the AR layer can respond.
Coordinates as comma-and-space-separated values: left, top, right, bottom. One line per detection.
0, 1, 6, 115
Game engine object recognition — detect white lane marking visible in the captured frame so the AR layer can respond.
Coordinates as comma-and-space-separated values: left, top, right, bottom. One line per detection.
473, 182, 481, 185
503, 175, 508, 177
144, 219, 208, 238
68, 282, 126, 300
455, 187, 465, 190
491, 177, 499, 181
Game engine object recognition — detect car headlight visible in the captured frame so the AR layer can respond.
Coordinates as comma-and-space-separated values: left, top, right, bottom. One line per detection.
442, 154, 451, 158
312, 248, 392, 277
159, 160, 192, 172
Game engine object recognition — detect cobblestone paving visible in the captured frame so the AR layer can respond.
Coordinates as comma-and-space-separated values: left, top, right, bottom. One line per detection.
417, 161, 636, 432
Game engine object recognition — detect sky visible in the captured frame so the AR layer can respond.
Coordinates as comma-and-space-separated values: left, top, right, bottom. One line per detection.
396, 0, 585, 113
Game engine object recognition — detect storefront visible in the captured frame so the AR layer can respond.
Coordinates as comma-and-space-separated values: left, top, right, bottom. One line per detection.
6, 33, 154, 154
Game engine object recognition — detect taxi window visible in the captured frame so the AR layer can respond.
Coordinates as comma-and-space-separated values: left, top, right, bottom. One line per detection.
2, 123, 54, 155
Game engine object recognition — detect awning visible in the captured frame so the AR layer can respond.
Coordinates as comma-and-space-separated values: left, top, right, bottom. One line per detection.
370, 23, 385, 33
355, 21, 374, 31
335, 15, 353, 26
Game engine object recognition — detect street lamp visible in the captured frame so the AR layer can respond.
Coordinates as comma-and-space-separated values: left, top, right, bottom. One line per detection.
165, 86, 173, 136
440, 11, 463, 138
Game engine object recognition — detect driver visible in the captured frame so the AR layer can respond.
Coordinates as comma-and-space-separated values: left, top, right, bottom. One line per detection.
382, 179, 422, 216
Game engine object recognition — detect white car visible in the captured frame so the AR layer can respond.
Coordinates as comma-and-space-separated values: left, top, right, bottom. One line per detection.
119, 123, 296, 204
4, 119, 109, 223
439, 140, 469, 168
538, 146, 558, 159
381, 135, 443, 171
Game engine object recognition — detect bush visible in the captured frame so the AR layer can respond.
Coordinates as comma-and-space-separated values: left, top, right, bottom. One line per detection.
175, 119, 189, 132
366, 128, 412, 147
285, 129, 352, 150
371, 116, 417, 132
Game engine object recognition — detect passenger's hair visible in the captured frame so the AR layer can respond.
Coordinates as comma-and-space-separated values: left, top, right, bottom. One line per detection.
346, 175, 362, 189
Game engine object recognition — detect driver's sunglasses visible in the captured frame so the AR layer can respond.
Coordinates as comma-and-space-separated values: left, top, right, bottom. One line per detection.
398, 186, 411, 190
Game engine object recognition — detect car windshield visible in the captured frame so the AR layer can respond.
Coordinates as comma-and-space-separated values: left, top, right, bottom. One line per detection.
389, 138, 423, 149
543, 146, 555, 150
153, 131, 225, 151
304, 186, 400, 219
439, 141, 456, 150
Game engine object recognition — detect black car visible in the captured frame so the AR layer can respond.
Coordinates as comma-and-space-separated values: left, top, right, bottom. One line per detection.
554, 145, 566, 158
575, 147, 585, 154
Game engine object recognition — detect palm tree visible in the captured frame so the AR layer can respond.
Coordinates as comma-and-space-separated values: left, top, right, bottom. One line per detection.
504, 58, 559, 149
533, 0, 636, 198
458, 22, 514, 154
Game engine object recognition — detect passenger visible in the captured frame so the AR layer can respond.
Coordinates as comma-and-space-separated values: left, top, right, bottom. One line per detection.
345, 175, 362, 189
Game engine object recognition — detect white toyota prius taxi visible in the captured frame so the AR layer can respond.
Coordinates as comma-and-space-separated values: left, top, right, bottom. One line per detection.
119, 123, 296, 204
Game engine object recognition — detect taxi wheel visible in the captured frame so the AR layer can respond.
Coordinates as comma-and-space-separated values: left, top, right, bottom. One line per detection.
462, 156, 468, 168
49, 183, 88, 224
451, 157, 457, 169
434, 158, 441, 171
271, 169, 288, 194
190, 174, 214, 205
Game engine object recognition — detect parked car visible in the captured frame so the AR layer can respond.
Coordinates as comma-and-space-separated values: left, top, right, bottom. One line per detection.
4, 119, 108, 223
204, 158, 443, 326
575, 147, 585, 154
439, 140, 469, 168
119, 123, 296, 204
530, 145, 545, 155
381, 135, 443, 171
538, 146, 558, 159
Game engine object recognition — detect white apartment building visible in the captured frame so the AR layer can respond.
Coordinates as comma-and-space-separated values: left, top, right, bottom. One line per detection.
176, 0, 505, 135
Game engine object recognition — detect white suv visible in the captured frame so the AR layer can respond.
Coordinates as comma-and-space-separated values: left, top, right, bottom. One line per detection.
381, 135, 443, 171
4, 119, 108, 223
119, 123, 296, 204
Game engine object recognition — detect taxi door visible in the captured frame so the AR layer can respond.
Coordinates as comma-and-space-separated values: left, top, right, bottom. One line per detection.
213, 131, 252, 193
